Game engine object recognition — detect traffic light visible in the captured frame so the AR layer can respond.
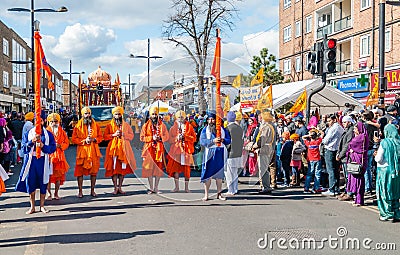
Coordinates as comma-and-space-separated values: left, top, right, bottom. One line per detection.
96, 84, 103, 95
306, 42, 323, 76
306, 50, 318, 75
323, 38, 337, 74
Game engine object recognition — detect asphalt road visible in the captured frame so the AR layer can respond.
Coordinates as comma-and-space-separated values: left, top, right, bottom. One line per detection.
0, 145, 399, 255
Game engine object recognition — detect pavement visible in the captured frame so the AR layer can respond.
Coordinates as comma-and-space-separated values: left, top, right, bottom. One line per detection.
0, 146, 399, 255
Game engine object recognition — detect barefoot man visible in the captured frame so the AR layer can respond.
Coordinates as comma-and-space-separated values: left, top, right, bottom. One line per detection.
104, 106, 136, 194
72, 107, 102, 198
140, 106, 169, 194
167, 110, 196, 193
46, 113, 70, 200
15, 113, 56, 214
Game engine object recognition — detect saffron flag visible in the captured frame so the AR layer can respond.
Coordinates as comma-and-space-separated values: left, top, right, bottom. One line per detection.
251, 67, 264, 86
366, 83, 379, 107
232, 74, 241, 88
34, 32, 43, 158
257, 84, 273, 110
211, 30, 222, 145
223, 95, 230, 113
35, 33, 54, 90
289, 88, 307, 113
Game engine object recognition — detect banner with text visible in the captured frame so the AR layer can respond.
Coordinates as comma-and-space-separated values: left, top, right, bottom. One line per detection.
240, 85, 262, 108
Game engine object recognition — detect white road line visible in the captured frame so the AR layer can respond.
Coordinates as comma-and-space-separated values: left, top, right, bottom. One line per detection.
24, 223, 47, 255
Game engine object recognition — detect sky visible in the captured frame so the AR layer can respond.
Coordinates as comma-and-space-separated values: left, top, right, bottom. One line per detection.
0, 0, 279, 97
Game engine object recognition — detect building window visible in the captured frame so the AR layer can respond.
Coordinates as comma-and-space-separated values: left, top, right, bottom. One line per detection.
360, 34, 370, 57
305, 15, 312, 34
385, 28, 391, 52
3, 71, 9, 88
284, 0, 291, 9
361, 0, 371, 10
295, 57, 301, 72
283, 25, 292, 43
3, 38, 9, 56
295, 21, 301, 38
283, 59, 291, 74
12, 39, 27, 88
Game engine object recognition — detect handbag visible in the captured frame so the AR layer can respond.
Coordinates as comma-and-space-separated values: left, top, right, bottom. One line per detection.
346, 139, 364, 175
347, 162, 363, 175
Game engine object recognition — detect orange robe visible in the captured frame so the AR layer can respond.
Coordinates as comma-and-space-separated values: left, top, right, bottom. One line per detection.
104, 120, 137, 177
0, 179, 5, 196
47, 126, 70, 184
140, 119, 169, 177
166, 121, 196, 178
72, 119, 103, 176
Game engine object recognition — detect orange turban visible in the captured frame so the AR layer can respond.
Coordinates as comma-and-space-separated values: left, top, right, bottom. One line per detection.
175, 110, 186, 118
282, 131, 290, 140
290, 133, 299, 141
25, 112, 34, 121
47, 113, 61, 122
81, 107, 91, 115
112, 106, 124, 115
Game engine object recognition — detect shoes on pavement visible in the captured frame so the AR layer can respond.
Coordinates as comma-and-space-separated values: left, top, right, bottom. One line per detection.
338, 194, 353, 201
313, 188, 324, 194
303, 190, 312, 194
321, 190, 336, 197
258, 188, 272, 194
379, 216, 389, 222
392, 218, 400, 223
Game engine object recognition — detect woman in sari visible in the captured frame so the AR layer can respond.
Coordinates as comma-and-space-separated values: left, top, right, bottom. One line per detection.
346, 121, 369, 206
375, 124, 400, 222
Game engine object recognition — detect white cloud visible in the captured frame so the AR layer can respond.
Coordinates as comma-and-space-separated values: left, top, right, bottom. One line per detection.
51, 23, 116, 59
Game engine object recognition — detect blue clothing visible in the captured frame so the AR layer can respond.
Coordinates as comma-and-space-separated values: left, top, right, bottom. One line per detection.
15, 129, 56, 194
200, 127, 231, 182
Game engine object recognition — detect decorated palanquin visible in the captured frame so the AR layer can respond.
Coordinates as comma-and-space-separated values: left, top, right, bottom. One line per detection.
80, 66, 122, 107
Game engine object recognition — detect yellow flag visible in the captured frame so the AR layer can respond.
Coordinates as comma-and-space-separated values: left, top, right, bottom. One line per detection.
223, 95, 231, 113
250, 68, 264, 86
366, 84, 379, 107
289, 88, 307, 113
232, 74, 241, 88
257, 84, 273, 110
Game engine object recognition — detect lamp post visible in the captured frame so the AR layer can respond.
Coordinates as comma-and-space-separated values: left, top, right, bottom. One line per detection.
121, 74, 136, 107
130, 38, 162, 106
61, 60, 84, 112
378, 0, 400, 108
8, 1, 67, 96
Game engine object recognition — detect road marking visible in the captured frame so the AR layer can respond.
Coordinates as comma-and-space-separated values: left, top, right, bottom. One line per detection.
24, 223, 47, 255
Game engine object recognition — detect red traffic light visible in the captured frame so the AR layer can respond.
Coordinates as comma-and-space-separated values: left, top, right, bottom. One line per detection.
327, 39, 336, 49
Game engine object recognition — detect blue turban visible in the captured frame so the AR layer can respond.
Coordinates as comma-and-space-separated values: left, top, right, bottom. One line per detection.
207, 111, 216, 119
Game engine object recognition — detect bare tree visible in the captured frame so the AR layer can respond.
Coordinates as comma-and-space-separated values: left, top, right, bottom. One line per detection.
163, 0, 239, 112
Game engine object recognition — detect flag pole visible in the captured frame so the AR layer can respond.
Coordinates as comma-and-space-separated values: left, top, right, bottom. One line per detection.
215, 29, 222, 145
34, 30, 42, 158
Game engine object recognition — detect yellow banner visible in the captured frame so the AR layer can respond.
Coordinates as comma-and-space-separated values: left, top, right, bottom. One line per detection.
289, 88, 307, 113
257, 84, 273, 110
250, 68, 264, 86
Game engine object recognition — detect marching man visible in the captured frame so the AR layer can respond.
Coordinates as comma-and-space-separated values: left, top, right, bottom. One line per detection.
167, 110, 196, 193
46, 113, 70, 200
140, 107, 169, 194
104, 106, 136, 195
72, 107, 103, 198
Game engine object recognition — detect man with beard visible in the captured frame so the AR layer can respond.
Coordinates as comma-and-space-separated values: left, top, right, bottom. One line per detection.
140, 106, 169, 194
104, 106, 136, 195
46, 113, 69, 200
252, 111, 277, 194
72, 107, 103, 198
166, 110, 196, 193
15, 112, 56, 214
199, 111, 231, 201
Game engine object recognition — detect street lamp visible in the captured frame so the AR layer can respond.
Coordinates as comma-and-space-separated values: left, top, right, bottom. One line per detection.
378, 0, 400, 108
61, 60, 84, 111
121, 74, 136, 107
8, 1, 68, 95
130, 38, 162, 106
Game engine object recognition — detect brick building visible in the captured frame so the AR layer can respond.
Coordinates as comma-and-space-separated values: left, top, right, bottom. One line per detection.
279, 0, 400, 103
1, 19, 64, 113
